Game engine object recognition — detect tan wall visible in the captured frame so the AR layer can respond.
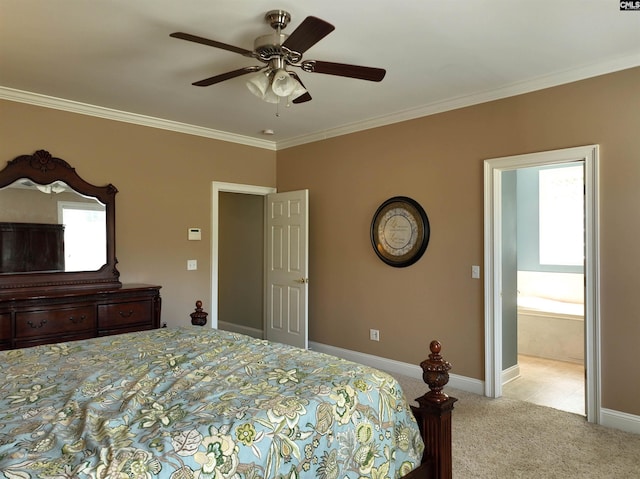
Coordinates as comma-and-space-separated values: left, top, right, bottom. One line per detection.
0, 100, 276, 327
1, 68, 638, 416
0, 187, 100, 223
277, 67, 640, 416
0, 188, 64, 223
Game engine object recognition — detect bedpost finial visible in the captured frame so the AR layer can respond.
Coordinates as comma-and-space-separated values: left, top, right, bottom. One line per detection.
190, 300, 208, 326
419, 339, 452, 403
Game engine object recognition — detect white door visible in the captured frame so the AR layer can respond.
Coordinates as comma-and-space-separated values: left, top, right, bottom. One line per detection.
265, 189, 309, 349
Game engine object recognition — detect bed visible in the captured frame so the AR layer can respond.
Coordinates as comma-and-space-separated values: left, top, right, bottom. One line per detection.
0, 320, 455, 479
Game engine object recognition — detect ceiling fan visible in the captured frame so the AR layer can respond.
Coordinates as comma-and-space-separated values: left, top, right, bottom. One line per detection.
170, 10, 386, 104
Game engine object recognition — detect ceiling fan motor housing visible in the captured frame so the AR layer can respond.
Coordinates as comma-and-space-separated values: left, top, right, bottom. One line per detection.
254, 32, 302, 64
255, 10, 301, 64
254, 32, 288, 57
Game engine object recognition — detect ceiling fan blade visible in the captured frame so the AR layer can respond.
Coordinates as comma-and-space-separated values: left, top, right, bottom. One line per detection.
192, 66, 262, 87
303, 60, 386, 82
292, 92, 312, 104
282, 16, 335, 54
289, 72, 312, 103
170, 32, 254, 57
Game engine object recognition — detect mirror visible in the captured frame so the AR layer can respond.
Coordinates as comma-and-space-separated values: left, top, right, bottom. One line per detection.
0, 150, 121, 296
1, 179, 107, 273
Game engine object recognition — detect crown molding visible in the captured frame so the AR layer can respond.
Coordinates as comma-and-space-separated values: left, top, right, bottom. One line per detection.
0, 87, 277, 151
2, 52, 638, 152
276, 53, 640, 150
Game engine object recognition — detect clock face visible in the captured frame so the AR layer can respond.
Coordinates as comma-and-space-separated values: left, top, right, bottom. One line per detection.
371, 197, 429, 267
378, 207, 419, 256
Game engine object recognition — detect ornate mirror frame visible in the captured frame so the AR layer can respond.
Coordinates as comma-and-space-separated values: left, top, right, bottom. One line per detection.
0, 149, 121, 296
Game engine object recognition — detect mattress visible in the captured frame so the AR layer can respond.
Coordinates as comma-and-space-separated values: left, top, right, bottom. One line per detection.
0, 327, 424, 478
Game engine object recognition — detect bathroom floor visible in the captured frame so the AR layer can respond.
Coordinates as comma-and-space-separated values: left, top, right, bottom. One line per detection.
503, 354, 585, 416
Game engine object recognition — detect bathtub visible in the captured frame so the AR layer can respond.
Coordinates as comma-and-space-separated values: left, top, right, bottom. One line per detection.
517, 296, 584, 363
517, 271, 584, 364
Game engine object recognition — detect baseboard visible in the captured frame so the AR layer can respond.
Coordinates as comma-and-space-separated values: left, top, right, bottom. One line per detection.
502, 363, 521, 385
600, 408, 640, 435
309, 340, 640, 434
218, 321, 263, 339
309, 341, 484, 396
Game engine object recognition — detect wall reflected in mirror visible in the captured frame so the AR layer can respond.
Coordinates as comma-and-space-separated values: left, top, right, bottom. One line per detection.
0, 179, 106, 274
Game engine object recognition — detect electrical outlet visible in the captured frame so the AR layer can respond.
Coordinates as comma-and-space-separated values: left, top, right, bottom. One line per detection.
187, 259, 197, 271
369, 329, 380, 341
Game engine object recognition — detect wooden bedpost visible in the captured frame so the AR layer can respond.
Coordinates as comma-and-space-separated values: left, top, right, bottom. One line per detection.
190, 300, 208, 326
411, 340, 457, 479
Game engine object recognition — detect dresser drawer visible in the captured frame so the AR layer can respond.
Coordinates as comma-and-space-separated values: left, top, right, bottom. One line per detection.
0, 312, 11, 349
15, 306, 96, 339
0, 312, 10, 340
2, 284, 160, 350
98, 300, 152, 329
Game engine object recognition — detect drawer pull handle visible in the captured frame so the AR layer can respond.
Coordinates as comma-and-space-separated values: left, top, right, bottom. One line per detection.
119, 310, 135, 318
69, 315, 86, 324
27, 319, 47, 329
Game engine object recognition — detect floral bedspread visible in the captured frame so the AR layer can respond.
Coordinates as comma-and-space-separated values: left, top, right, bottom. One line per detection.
0, 327, 424, 478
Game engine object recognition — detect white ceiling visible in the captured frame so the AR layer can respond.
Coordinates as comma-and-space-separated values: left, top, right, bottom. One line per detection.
1, 1, 639, 150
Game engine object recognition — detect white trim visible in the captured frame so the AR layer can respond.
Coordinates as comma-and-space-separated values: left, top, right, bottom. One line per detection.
600, 408, 640, 436
483, 145, 601, 423
211, 182, 276, 329
502, 363, 521, 385
309, 341, 485, 396
3, 52, 638, 151
275, 54, 640, 149
0, 87, 276, 151
310, 341, 640, 434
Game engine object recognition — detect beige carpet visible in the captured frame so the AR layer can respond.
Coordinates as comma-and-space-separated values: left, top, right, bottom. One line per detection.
394, 374, 640, 478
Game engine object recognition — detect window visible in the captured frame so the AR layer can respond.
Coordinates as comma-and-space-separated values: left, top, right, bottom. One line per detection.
538, 165, 584, 266
58, 202, 106, 271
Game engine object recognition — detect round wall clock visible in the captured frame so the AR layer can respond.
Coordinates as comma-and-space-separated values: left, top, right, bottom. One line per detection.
370, 196, 430, 267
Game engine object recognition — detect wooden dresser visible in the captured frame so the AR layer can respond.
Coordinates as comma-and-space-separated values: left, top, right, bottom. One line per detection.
0, 284, 161, 350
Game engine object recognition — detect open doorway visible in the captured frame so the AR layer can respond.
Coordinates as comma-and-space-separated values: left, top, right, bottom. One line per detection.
212, 182, 310, 348
484, 145, 601, 424
217, 191, 265, 338
500, 164, 585, 416
211, 182, 276, 334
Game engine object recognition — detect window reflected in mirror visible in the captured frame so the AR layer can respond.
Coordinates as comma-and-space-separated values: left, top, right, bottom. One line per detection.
0, 178, 107, 274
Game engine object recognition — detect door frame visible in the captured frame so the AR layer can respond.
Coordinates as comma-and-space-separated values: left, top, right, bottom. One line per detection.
483, 145, 601, 423
211, 181, 276, 329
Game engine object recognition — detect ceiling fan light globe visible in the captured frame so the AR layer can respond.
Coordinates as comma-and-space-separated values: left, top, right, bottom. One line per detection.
262, 89, 280, 104
290, 79, 307, 100
246, 72, 270, 99
271, 69, 297, 97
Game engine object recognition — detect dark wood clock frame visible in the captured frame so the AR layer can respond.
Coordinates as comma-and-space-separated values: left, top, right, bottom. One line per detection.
370, 196, 430, 268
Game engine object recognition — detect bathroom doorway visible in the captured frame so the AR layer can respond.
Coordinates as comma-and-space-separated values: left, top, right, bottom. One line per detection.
501, 164, 585, 415
484, 145, 601, 424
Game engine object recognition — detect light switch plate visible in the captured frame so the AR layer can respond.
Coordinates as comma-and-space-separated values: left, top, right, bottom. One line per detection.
472, 265, 481, 279
188, 228, 201, 240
